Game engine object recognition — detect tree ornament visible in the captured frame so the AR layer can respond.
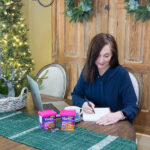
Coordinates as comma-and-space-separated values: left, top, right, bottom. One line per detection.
0, 67, 17, 98
64, 0, 93, 23
124, 0, 150, 22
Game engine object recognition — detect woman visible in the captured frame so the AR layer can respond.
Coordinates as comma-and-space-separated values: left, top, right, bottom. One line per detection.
71, 33, 138, 125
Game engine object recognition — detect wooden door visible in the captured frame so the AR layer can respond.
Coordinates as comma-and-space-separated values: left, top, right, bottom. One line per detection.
52, 0, 109, 99
52, 0, 150, 135
108, 0, 150, 135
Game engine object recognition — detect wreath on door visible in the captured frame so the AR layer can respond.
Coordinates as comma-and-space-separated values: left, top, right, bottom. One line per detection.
124, 0, 150, 22
64, 0, 150, 23
64, 0, 93, 23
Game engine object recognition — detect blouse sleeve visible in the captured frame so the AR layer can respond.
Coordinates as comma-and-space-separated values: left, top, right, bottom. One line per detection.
71, 68, 87, 107
119, 69, 139, 120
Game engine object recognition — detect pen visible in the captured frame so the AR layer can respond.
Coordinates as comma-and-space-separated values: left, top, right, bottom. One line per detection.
87, 102, 95, 114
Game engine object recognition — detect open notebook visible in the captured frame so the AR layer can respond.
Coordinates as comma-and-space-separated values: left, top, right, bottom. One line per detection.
83, 108, 110, 121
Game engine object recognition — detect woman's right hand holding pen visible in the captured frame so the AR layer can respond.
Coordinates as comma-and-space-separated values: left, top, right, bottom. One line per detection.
82, 101, 95, 114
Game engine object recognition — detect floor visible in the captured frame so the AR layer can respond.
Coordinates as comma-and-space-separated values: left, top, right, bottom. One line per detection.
136, 133, 150, 150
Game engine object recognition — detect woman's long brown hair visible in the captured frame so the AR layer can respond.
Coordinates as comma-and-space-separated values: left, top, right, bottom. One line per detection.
83, 33, 120, 83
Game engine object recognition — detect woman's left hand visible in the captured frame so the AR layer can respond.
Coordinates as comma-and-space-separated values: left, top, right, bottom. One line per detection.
96, 111, 124, 125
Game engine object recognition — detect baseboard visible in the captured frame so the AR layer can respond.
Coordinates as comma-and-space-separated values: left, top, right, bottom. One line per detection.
136, 132, 150, 150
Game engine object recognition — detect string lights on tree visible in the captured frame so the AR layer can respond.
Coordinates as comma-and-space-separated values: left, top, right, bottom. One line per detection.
0, 0, 34, 96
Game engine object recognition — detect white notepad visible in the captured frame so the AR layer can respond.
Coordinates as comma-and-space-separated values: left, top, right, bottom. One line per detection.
83, 108, 110, 121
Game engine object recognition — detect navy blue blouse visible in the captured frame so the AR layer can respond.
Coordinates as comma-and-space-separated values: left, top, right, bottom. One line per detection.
71, 66, 139, 121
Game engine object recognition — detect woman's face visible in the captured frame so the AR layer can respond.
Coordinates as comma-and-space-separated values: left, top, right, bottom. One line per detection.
95, 44, 112, 72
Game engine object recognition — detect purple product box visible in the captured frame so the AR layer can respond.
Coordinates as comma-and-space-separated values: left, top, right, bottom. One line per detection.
38, 110, 57, 131
60, 110, 76, 131
61, 116, 75, 131
39, 116, 56, 131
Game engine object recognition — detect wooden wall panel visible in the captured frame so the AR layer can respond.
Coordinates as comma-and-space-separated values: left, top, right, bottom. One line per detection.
95, 0, 109, 33
77, 64, 84, 79
143, 21, 150, 64
125, 17, 143, 62
84, 0, 109, 57
57, 0, 65, 64
64, 63, 75, 98
77, 23, 84, 57
51, 0, 57, 63
84, 1, 97, 57
65, 20, 78, 56
141, 74, 150, 111
109, 0, 126, 65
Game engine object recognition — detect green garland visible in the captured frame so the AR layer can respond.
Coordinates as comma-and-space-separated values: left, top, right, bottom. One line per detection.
124, 0, 150, 22
64, 0, 93, 23
64, 0, 150, 23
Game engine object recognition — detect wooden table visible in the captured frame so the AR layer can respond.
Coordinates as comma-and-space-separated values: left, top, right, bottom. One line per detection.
0, 94, 136, 150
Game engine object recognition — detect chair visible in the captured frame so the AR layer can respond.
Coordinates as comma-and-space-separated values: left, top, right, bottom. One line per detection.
36, 64, 67, 98
125, 67, 143, 110
125, 67, 144, 144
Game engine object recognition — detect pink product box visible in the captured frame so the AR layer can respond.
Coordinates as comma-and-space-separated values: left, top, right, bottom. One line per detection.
60, 110, 76, 131
38, 110, 57, 131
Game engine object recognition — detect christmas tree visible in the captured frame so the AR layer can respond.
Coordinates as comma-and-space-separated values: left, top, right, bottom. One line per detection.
0, 0, 34, 96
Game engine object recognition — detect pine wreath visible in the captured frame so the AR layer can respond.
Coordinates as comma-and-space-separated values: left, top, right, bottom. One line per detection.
124, 0, 150, 22
64, 0, 93, 23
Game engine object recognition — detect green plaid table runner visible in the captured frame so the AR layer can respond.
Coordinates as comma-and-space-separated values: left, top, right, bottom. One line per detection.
0, 111, 137, 150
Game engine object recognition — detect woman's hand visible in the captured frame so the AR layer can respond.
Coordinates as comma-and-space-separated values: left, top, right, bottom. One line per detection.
82, 102, 95, 114
96, 111, 124, 125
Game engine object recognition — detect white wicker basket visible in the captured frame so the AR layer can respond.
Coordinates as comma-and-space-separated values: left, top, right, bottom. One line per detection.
0, 87, 28, 113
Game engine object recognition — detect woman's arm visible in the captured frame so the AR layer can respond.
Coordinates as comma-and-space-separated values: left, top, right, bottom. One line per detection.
96, 111, 125, 125
120, 69, 139, 120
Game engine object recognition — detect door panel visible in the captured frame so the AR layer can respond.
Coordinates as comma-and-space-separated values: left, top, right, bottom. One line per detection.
125, 17, 144, 62
52, 0, 109, 99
